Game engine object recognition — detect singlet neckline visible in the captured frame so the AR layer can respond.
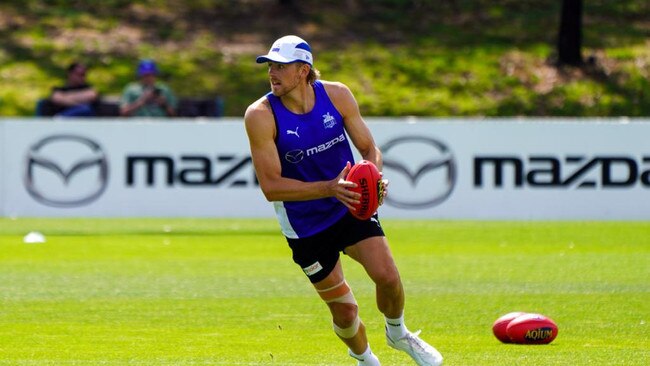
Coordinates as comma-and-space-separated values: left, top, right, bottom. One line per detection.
275, 82, 321, 118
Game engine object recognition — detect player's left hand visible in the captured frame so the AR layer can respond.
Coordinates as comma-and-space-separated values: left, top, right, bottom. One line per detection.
379, 173, 388, 206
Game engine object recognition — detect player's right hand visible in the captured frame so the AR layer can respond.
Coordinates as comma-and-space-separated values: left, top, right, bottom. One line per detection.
332, 161, 360, 210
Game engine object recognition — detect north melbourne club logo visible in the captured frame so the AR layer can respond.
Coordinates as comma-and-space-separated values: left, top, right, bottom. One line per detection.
322, 112, 336, 129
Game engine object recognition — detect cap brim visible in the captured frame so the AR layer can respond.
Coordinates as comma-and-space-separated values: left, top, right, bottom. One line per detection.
256, 54, 296, 64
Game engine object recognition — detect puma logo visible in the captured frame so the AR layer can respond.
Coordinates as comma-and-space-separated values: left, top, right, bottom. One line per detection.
286, 127, 300, 138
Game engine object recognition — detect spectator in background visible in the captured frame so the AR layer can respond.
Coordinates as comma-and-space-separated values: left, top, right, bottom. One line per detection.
49, 62, 99, 117
120, 59, 177, 117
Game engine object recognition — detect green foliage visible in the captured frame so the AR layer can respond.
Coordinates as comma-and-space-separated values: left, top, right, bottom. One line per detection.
0, 219, 649, 365
0, 1, 647, 117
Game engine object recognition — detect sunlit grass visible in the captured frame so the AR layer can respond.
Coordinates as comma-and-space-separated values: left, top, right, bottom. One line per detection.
0, 218, 648, 365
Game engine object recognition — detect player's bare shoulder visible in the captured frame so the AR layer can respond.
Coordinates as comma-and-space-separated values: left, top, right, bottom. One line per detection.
320, 80, 352, 100
320, 80, 358, 117
244, 96, 276, 139
245, 96, 273, 122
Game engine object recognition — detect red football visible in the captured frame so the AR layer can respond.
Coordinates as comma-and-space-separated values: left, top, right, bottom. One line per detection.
506, 313, 558, 344
346, 160, 382, 220
492, 312, 528, 343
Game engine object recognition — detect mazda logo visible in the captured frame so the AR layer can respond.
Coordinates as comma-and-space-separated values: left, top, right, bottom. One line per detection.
24, 135, 109, 207
381, 136, 456, 209
285, 149, 304, 164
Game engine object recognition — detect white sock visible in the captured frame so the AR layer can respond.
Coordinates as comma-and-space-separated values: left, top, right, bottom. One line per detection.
349, 344, 381, 366
385, 314, 408, 340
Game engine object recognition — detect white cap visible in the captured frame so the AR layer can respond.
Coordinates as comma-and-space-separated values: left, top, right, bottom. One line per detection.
256, 35, 313, 66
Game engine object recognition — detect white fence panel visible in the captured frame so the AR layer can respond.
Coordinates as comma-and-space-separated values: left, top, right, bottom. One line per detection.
1, 118, 648, 219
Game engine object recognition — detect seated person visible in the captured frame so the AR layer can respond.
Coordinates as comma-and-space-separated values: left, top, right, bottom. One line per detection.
120, 59, 177, 117
49, 62, 99, 117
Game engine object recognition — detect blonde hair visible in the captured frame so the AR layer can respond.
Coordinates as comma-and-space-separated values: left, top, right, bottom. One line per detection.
307, 66, 320, 85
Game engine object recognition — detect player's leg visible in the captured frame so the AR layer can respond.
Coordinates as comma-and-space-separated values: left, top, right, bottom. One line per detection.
314, 259, 380, 365
286, 213, 382, 364
345, 236, 443, 366
343, 236, 404, 318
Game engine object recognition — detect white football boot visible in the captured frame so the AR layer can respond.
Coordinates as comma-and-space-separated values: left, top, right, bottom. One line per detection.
386, 328, 443, 366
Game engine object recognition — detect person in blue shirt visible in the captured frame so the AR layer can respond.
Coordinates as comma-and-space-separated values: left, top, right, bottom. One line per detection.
244, 35, 443, 366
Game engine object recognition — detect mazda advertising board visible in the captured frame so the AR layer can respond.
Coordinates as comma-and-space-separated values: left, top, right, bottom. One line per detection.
1, 118, 648, 219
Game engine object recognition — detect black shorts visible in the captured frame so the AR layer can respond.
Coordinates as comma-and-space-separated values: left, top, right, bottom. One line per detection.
286, 211, 385, 284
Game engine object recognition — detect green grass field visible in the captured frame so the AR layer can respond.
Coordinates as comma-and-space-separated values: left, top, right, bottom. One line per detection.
0, 218, 648, 365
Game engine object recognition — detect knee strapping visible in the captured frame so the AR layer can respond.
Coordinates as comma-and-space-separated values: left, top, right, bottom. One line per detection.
317, 280, 357, 305
333, 315, 361, 339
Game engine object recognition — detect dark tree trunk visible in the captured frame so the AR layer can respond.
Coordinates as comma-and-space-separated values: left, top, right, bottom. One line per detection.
557, 0, 583, 66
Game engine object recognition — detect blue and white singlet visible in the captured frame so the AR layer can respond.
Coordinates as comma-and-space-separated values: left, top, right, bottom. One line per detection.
266, 80, 355, 238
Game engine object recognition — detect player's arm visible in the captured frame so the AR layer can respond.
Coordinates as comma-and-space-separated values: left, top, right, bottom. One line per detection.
324, 81, 382, 170
244, 98, 360, 207
325, 81, 389, 203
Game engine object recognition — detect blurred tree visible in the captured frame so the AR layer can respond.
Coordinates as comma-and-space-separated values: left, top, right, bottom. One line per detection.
557, 0, 583, 65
